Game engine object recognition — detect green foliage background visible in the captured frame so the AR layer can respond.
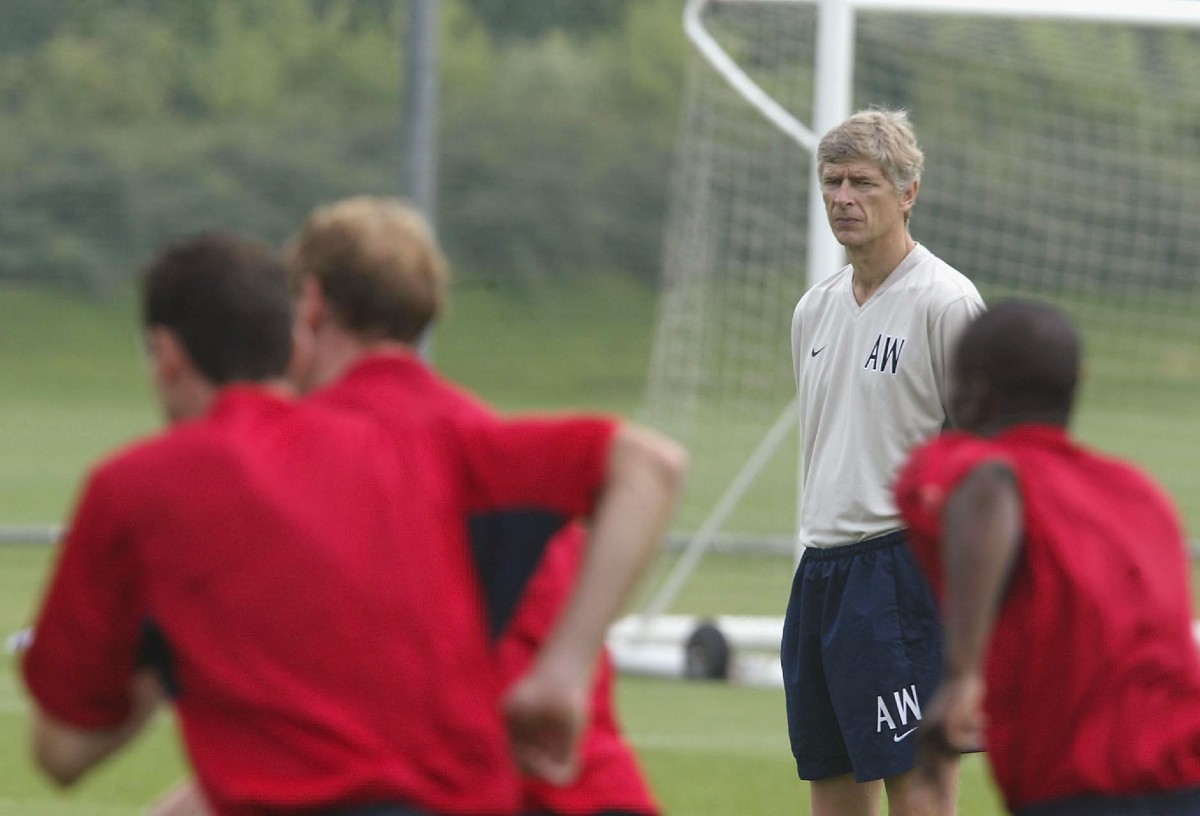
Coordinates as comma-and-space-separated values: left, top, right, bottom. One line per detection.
0, 0, 685, 297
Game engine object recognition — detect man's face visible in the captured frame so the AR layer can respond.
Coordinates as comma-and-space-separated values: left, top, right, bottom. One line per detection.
948, 364, 989, 433
820, 158, 915, 250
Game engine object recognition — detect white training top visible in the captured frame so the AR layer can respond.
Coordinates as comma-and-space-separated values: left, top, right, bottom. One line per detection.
791, 244, 985, 548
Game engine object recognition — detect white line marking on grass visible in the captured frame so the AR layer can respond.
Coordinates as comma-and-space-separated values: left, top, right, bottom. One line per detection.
628, 732, 789, 758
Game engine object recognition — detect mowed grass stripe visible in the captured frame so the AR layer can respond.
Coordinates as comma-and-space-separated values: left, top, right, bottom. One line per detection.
629, 732, 787, 756
0, 799, 144, 816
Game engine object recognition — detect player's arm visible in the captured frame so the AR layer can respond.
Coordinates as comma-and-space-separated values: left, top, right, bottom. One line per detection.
913, 459, 1020, 809
941, 459, 1022, 682
22, 466, 151, 786
921, 460, 1022, 756
146, 779, 212, 816
32, 669, 162, 786
504, 422, 687, 783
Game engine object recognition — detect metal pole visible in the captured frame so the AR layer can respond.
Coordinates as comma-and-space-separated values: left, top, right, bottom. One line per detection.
798, 0, 854, 561
805, 0, 853, 292
401, 0, 440, 358
640, 399, 798, 618
402, 0, 439, 223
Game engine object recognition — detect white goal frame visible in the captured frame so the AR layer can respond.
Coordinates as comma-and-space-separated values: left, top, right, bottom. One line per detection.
699, 0, 1200, 302
622, 0, 1200, 679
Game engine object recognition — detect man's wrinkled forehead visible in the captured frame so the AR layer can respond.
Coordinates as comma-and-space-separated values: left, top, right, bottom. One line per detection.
820, 157, 887, 181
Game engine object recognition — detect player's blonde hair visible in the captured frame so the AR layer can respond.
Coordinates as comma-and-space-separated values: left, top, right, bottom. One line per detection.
818, 108, 925, 218
287, 196, 449, 344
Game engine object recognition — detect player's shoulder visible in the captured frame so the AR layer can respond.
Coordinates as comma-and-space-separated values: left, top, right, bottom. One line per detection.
898, 431, 1005, 500
896, 431, 1008, 539
315, 352, 496, 423
82, 414, 241, 501
800, 264, 851, 302
96, 391, 269, 471
794, 264, 851, 324
1065, 436, 1174, 501
424, 369, 496, 421
85, 430, 174, 491
381, 353, 490, 419
903, 246, 984, 307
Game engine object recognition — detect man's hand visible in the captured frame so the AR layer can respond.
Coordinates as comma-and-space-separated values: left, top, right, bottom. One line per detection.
914, 671, 986, 810
501, 663, 588, 786
146, 780, 212, 816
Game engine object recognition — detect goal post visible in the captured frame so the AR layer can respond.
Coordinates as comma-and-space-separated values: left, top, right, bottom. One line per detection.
618, 0, 1200, 683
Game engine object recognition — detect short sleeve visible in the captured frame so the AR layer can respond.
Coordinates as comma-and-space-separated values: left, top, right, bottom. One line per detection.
931, 295, 987, 422
457, 415, 618, 518
791, 298, 806, 388
895, 431, 1005, 596
23, 464, 144, 729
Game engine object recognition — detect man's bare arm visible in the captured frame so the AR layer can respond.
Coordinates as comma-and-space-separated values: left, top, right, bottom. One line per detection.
912, 460, 1022, 810
503, 423, 687, 783
940, 460, 1023, 681
32, 669, 163, 786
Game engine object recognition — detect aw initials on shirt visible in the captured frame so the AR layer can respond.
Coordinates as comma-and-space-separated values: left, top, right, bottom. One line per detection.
876, 684, 922, 733
864, 334, 906, 375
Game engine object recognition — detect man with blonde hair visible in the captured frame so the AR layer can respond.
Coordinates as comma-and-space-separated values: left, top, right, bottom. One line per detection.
782, 108, 985, 816
288, 196, 664, 816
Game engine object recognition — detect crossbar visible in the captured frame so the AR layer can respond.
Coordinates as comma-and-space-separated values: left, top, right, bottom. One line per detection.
713, 0, 1200, 28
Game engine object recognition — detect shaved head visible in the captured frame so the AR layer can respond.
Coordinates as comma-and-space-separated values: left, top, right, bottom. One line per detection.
952, 299, 1081, 432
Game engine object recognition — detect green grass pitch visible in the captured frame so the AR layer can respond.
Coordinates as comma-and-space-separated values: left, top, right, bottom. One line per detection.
1, 281, 1197, 813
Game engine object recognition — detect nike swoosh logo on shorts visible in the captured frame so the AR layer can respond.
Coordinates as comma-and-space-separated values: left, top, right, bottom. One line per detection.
893, 727, 918, 742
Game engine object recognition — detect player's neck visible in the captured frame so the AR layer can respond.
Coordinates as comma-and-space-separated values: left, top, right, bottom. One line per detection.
848, 231, 916, 304
306, 329, 416, 391
305, 327, 367, 391
976, 412, 1071, 437
163, 377, 216, 423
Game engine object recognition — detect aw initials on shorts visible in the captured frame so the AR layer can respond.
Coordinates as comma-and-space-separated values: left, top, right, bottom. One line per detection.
876, 684, 922, 733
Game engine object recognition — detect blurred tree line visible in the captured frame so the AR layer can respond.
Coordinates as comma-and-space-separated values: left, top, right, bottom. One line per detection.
10, 1, 1197, 301
0, 0, 685, 297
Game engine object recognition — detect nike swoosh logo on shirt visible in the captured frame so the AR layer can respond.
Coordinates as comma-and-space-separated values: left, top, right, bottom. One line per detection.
810, 345, 827, 357
893, 727, 918, 742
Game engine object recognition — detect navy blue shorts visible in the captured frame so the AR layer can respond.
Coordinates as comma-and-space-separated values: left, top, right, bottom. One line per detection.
781, 530, 944, 782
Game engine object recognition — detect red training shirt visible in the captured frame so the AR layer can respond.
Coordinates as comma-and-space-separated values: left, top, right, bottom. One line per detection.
896, 425, 1200, 810
311, 352, 659, 815
25, 385, 617, 815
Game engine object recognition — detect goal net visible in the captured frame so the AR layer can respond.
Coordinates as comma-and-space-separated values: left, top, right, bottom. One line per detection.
624, 0, 1200, 679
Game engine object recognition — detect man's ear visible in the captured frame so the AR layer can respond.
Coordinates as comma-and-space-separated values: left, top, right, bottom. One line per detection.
144, 325, 216, 423
145, 326, 189, 387
964, 376, 1000, 430
294, 276, 328, 333
900, 178, 919, 215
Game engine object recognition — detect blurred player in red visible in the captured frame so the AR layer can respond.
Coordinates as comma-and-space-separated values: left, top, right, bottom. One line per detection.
25, 232, 684, 815
286, 196, 662, 816
895, 299, 1200, 815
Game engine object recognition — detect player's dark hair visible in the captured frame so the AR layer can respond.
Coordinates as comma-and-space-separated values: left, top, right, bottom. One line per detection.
955, 299, 1080, 425
141, 231, 293, 385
